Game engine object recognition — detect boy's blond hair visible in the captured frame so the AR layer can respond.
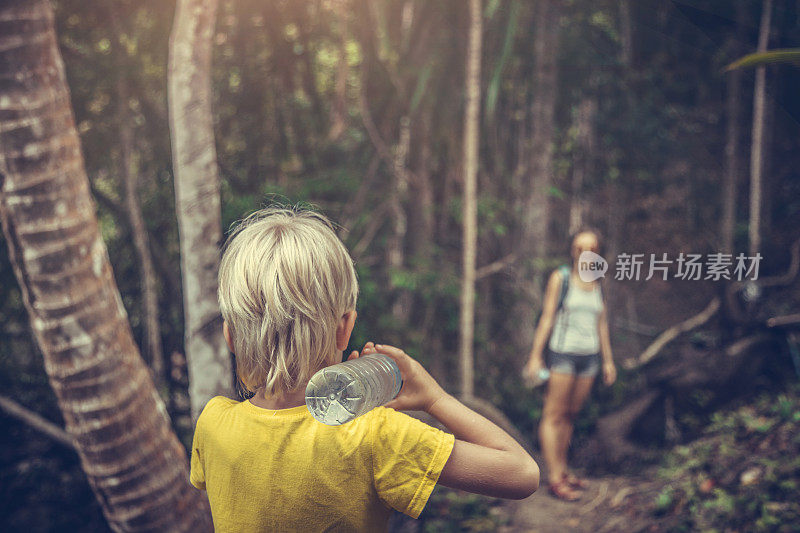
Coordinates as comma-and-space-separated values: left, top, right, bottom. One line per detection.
218, 207, 358, 396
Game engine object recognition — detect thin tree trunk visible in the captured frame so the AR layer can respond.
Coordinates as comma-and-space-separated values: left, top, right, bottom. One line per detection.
168, 0, 233, 419
514, 0, 561, 349
459, 0, 481, 399
0, 1, 211, 529
107, 9, 167, 390
388, 115, 411, 323
749, 0, 772, 256
328, 0, 350, 141
117, 79, 165, 390
409, 115, 435, 261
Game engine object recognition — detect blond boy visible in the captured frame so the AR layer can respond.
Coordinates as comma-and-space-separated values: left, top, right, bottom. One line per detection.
190, 207, 539, 532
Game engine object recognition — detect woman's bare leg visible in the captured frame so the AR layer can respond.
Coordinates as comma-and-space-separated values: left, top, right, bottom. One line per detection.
558, 375, 595, 477
539, 372, 575, 484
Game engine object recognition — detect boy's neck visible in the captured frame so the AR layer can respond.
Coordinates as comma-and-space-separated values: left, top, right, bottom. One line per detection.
249, 385, 308, 410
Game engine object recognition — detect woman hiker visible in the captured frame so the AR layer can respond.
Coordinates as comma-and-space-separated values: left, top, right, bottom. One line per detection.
522, 229, 617, 501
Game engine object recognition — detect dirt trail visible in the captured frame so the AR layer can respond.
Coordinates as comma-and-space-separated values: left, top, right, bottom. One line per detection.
503, 474, 660, 533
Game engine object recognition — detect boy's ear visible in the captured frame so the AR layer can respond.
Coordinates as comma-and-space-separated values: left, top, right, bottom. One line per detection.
335, 310, 357, 352
223, 321, 235, 353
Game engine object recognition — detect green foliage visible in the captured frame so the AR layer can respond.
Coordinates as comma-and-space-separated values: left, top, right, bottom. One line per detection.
725, 48, 800, 71
653, 386, 800, 531
485, 0, 520, 120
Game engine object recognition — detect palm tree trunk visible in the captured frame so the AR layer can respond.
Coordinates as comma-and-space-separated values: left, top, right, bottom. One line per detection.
0, 1, 211, 529
168, 0, 234, 419
459, 0, 482, 399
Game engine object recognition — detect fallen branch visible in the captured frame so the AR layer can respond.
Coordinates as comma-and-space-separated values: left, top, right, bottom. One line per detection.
0, 394, 76, 450
339, 154, 381, 233
351, 202, 390, 260
609, 486, 633, 508
357, 87, 419, 186
624, 297, 720, 370
475, 253, 516, 280
766, 313, 800, 328
580, 481, 608, 515
725, 237, 800, 323
613, 318, 661, 336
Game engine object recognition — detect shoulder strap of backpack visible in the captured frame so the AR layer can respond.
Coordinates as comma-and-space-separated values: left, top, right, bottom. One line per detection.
557, 265, 570, 311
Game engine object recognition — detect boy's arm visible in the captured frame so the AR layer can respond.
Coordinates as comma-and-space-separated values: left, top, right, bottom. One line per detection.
428, 394, 540, 499
364, 344, 539, 500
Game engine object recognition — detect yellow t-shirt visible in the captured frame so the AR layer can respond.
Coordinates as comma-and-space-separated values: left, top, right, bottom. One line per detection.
190, 396, 455, 532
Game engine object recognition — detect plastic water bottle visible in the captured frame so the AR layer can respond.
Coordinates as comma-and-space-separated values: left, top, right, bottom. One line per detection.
305, 353, 402, 425
537, 368, 550, 385
525, 366, 550, 388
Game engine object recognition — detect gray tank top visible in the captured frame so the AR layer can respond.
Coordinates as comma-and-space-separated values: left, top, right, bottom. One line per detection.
548, 274, 603, 355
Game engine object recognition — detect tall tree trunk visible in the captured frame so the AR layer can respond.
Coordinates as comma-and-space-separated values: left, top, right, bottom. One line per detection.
605, 0, 634, 317
168, 0, 233, 419
569, 97, 597, 234
514, 0, 561, 349
749, 0, 772, 256
0, 1, 211, 529
117, 79, 166, 391
459, 0, 481, 398
721, 0, 746, 255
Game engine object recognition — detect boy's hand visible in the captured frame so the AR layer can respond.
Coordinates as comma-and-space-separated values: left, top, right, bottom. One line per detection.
361, 344, 448, 413
347, 341, 375, 361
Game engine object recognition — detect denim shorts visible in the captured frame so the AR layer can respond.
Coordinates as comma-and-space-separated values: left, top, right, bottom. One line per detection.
546, 350, 600, 378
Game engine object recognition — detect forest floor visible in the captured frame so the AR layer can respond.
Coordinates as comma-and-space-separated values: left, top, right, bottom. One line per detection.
504, 472, 661, 533
503, 382, 800, 533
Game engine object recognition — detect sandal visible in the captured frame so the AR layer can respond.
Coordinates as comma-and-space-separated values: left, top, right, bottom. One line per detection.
548, 478, 581, 501
563, 472, 589, 490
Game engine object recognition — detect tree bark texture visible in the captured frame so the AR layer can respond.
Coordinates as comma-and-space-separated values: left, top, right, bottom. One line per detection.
459, 0, 481, 398
0, 1, 212, 530
513, 0, 561, 349
168, 0, 233, 419
568, 98, 596, 234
